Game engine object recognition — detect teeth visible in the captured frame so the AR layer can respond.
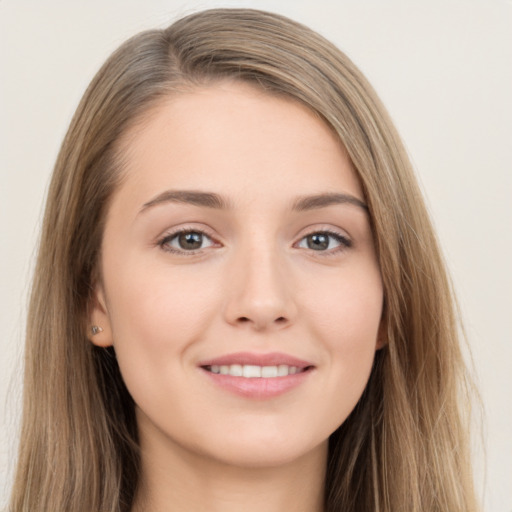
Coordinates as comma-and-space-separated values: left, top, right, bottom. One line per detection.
230, 364, 243, 377
207, 364, 302, 378
243, 365, 261, 378
277, 364, 289, 376
261, 366, 278, 378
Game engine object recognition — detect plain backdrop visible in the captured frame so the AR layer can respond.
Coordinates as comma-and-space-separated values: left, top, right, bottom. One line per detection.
1, 0, 511, 510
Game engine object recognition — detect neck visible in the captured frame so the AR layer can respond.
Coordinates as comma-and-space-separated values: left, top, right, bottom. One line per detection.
132, 430, 327, 512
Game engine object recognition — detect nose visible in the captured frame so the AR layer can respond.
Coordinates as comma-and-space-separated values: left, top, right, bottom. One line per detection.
223, 240, 298, 332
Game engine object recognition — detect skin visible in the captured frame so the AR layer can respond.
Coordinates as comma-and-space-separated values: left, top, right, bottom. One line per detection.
89, 82, 384, 512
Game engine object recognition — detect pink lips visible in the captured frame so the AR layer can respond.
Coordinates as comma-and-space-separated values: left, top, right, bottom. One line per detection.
199, 351, 313, 369
198, 351, 315, 399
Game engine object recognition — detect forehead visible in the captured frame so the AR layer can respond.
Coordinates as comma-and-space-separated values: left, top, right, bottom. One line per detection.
111, 81, 364, 216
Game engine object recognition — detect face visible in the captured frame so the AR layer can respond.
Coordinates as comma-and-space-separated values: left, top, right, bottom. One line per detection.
90, 82, 384, 469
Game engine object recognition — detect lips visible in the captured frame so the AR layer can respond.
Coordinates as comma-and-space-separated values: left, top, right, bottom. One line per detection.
198, 352, 315, 399
198, 351, 314, 369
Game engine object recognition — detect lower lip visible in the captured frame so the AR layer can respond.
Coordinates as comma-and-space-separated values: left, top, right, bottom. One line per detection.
200, 368, 313, 399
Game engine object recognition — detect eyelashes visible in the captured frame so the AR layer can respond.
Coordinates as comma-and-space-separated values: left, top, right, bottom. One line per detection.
159, 228, 218, 253
296, 230, 352, 253
157, 226, 352, 257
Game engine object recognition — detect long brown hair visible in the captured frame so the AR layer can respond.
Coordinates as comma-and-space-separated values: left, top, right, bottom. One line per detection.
10, 8, 479, 511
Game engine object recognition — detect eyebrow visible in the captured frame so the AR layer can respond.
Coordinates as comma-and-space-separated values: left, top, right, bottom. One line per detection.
292, 192, 368, 212
140, 190, 368, 214
141, 190, 231, 212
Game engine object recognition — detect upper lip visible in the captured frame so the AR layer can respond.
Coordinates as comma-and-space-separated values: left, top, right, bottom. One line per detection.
198, 352, 314, 369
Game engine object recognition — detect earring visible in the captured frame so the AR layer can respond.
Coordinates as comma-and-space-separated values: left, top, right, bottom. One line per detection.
91, 325, 104, 336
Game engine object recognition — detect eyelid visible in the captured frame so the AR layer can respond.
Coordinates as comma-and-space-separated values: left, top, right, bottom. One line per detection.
156, 224, 352, 257
294, 227, 352, 256
157, 225, 221, 255
294, 223, 352, 242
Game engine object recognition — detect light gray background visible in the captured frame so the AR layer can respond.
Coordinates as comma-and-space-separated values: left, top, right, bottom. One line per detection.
1, 1, 511, 510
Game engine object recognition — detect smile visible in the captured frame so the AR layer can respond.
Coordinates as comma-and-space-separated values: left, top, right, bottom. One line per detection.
198, 352, 315, 399
204, 364, 306, 378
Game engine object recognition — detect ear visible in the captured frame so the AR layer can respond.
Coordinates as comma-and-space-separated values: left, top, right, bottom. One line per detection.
87, 282, 113, 347
375, 313, 388, 350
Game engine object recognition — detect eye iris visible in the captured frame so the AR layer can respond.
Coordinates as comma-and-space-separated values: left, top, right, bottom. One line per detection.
178, 232, 203, 250
307, 233, 329, 250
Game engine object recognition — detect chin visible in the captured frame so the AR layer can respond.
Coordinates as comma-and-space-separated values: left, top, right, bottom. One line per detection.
195, 425, 329, 470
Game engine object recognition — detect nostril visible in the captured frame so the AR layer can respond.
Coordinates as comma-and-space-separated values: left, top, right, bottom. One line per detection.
236, 316, 287, 325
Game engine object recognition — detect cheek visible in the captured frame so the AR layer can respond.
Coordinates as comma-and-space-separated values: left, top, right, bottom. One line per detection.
102, 265, 226, 434
302, 267, 382, 415
107, 256, 219, 336
103, 259, 222, 386
304, 265, 383, 345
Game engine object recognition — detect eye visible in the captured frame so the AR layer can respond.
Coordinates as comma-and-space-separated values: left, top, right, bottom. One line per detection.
159, 229, 216, 254
296, 230, 351, 253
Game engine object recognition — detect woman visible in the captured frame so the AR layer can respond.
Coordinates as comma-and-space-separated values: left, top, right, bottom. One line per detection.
9, 8, 479, 512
